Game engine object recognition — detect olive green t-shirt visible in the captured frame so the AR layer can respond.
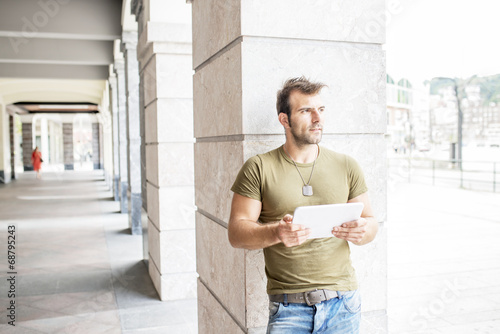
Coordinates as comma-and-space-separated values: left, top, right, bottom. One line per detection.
231, 145, 368, 294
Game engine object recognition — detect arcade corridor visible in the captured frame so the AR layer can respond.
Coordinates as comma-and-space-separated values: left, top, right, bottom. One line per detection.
0, 171, 196, 333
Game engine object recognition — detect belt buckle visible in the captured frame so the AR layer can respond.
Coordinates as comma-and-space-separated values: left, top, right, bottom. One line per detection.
303, 289, 319, 306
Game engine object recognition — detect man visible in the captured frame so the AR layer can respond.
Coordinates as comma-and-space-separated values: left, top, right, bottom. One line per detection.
228, 77, 378, 333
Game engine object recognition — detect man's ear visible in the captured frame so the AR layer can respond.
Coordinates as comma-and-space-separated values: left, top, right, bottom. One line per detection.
278, 113, 290, 128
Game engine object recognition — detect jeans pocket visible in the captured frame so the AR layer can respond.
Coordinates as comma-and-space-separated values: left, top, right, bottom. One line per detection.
268, 301, 282, 319
339, 290, 361, 314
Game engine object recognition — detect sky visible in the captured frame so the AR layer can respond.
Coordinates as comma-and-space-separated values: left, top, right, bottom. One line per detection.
386, 0, 500, 87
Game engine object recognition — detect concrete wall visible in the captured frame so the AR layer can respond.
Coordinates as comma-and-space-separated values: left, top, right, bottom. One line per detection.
193, 0, 387, 332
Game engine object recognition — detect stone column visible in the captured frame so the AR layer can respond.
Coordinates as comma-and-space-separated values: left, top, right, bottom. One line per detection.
122, 31, 142, 235
40, 118, 49, 164
0, 103, 11, 183
99, 109, 113, 190
22, 122, 33, 171
193, 1, 387, 333
139, 50, 148, 259
99, 122, 105, 172
48, 121, 56, 164
9, 114, 15, 180
115, 60, 130, 214
62, 123, 74, 170
133, 0, 196, 301
92, 122, 102, 169
109, 75, 121, 201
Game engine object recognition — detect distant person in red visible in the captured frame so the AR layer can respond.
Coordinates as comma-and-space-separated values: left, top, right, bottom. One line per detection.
31, 147, 43, 179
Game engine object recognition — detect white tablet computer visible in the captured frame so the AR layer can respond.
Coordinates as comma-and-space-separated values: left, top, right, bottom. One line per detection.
292, 202, 364, 239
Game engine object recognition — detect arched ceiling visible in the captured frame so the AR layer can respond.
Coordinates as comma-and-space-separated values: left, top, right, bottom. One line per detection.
0, 78, 106, 105
0, 0, 123, 109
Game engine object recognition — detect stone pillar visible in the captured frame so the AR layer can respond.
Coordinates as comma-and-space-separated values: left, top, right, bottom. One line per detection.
40, 118, 49, 163
193, 1, 387, 333
9, 114, 15, 180
133, 0, 196, 301
139, 48, 148, 259
22, 122, 33, 171
99, 122, 105, 171
122, 31, 143, 235
48, 121, 57, 164
92, 122, 102, 169
105, 121, 114, 188
62, 123, 74, 170
109, 75, 121, 201
99, 109, 113, 190
0, 103, 11, 183
115, 60, 130, 214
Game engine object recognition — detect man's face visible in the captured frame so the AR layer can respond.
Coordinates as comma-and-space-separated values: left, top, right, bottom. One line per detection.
287, 91, 325, 147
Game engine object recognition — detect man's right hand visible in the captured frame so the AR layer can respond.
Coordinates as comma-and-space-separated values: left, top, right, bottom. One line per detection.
228, 194, 311, 250
276, 214, 311, 247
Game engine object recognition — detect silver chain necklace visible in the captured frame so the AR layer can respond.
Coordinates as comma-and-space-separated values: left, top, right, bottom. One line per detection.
283, 145, 318, 196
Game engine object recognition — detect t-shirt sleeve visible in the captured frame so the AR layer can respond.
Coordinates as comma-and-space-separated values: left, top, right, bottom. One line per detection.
346, 155, 368, 200
231, 156, 262, 201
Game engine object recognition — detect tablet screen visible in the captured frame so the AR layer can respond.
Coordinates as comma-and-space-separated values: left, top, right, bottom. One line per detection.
293, 202, 364, 239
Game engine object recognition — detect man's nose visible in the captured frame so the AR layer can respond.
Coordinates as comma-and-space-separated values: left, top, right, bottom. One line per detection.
311, 109, 322, 122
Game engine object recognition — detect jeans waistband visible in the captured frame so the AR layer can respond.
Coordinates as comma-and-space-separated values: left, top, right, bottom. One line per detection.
269, 289, 338, 306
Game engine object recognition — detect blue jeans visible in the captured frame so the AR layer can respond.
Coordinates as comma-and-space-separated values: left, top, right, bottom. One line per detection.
267, 290, 361, 334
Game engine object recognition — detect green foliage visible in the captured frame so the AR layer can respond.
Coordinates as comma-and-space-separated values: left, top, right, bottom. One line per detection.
429, 78, 456, 95
478, 74, 500, 105
429, 74, 500, 106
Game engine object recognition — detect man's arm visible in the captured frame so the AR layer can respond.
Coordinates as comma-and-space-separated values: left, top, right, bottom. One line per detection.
332, 192, 378, 245
228, 193, 311, 250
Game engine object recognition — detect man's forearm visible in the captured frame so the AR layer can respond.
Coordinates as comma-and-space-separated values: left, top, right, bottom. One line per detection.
228, 219, 281, 250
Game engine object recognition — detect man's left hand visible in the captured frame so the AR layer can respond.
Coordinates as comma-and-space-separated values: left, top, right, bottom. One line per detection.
332, 218, 367, 244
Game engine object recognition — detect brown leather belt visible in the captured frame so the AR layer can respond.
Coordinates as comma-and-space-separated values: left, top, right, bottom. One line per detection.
269, 289, 338, 306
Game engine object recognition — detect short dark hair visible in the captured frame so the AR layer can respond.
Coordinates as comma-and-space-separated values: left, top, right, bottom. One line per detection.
276, 77, 326, 118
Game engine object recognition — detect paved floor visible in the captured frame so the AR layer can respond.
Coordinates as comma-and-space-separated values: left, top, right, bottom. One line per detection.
0, 170, 499, 333
0, 171, 197, 334
387, 181, 500, 333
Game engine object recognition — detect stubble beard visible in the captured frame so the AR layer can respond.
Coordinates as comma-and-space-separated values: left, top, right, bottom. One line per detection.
289, 120, 323, 148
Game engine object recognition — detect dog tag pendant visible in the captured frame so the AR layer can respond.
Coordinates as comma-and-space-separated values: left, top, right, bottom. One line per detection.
302, 185, 313, 196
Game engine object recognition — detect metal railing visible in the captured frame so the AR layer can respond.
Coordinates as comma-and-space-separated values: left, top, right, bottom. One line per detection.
389, 157, 499, 193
